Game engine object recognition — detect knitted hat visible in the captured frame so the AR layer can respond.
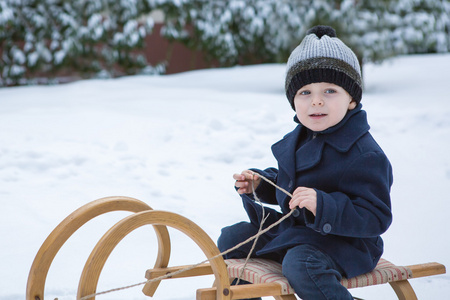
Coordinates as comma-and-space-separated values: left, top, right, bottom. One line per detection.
285, 25, 362, 110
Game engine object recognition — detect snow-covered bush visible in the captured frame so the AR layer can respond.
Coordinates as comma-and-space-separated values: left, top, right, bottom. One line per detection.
157, 0, 450, 67
349, 0, 450, 64
2, 0, 449, 86
0, 0, 160, 86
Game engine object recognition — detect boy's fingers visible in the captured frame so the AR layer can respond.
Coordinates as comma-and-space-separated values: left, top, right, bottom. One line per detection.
241, 170, 253, 180
237, 187, 247, 194
233, 173, 245, 181
243, 170, 259, 181
235, 181, 248, 188
289, 199, 299, 209
233, 171, 259, 188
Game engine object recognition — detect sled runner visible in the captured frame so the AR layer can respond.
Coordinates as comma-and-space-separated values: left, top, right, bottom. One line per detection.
27, 196, 445, 300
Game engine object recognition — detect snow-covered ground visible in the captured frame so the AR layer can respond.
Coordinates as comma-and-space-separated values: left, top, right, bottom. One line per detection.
1, 53, 449, 300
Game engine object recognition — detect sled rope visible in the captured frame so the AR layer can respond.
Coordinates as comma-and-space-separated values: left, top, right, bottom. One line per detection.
80, 171, 294, 300
235, 176, 269, 285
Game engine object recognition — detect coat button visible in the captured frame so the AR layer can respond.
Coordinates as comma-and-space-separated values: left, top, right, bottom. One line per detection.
292, 208, 300, 217
323, 223, 332, 233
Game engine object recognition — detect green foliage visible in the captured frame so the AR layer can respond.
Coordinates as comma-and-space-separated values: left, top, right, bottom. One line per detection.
0, 0, 161, 86
157, 0, 450, 67
2, 0, 449, 86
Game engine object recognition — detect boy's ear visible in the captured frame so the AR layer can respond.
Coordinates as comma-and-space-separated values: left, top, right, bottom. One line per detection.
348, 100, 357, 110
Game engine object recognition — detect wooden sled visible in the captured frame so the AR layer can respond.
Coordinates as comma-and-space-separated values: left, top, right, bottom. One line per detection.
27, 196, 446, 300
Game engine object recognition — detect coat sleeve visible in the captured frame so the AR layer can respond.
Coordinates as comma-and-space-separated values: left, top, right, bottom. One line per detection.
304, 151, 393, 238
246, 167, 279, 205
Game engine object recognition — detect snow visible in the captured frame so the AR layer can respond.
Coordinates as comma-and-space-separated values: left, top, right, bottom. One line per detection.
12, 48, 26, 65
1, 53, 449, 300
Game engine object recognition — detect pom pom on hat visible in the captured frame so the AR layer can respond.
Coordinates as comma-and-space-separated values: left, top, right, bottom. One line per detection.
306, 25, 336, 38
285, 25, 362, 110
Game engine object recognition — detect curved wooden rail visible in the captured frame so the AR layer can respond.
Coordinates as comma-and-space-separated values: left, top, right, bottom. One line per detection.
26, 196, 171, 300
389, 280, 417, 300
77, 210, 231, 300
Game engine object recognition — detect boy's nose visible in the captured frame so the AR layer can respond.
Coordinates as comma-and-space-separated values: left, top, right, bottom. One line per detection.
311, 96, 324, 106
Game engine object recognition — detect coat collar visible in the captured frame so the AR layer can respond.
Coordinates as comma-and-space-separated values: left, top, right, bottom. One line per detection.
318, 104, 370, 152
272, 104, 369, 178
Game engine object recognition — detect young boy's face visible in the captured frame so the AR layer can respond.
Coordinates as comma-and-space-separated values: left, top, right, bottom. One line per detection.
293, 82, 356, 132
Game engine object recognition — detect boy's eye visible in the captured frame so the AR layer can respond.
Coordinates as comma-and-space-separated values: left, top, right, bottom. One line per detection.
298, 90, 310, 95
325, 89, 336, 94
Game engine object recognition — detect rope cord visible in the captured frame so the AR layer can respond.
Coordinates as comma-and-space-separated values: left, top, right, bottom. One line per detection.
235, 176, 268, 285
80, 171, 294, 300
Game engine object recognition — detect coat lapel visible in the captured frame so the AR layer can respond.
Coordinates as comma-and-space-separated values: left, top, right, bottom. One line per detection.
271, 125, 325, 179
323, 109, 370, 152
295, 136, 324, 171
271, 126, 299, 182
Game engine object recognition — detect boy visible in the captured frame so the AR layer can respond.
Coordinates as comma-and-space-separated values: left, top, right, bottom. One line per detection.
217, 25, 393, 300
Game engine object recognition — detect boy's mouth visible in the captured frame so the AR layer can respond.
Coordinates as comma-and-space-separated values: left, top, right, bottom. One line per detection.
309, 113, 327, 117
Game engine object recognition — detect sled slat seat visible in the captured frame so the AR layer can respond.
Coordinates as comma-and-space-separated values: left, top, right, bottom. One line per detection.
225, 258, 416, 292
163, 258, 445, 299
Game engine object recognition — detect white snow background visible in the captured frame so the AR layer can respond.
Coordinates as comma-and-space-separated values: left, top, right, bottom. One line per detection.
1, 53, 449, 300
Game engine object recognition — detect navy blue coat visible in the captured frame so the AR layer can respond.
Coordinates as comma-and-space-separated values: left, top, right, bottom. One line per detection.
242, 104, 393, 278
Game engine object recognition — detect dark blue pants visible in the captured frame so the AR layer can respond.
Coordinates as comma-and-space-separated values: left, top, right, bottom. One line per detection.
217, 221, 353, 300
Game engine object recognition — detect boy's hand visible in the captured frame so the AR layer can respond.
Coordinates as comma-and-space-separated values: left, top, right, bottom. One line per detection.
233, 170, 261, 195
290, 187, 317, 216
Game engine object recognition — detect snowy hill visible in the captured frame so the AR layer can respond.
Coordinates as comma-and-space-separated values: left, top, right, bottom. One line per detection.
0, 53, 449, 299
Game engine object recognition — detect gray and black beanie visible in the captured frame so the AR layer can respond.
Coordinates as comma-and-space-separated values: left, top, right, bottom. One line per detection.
285, 25, 362, 110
